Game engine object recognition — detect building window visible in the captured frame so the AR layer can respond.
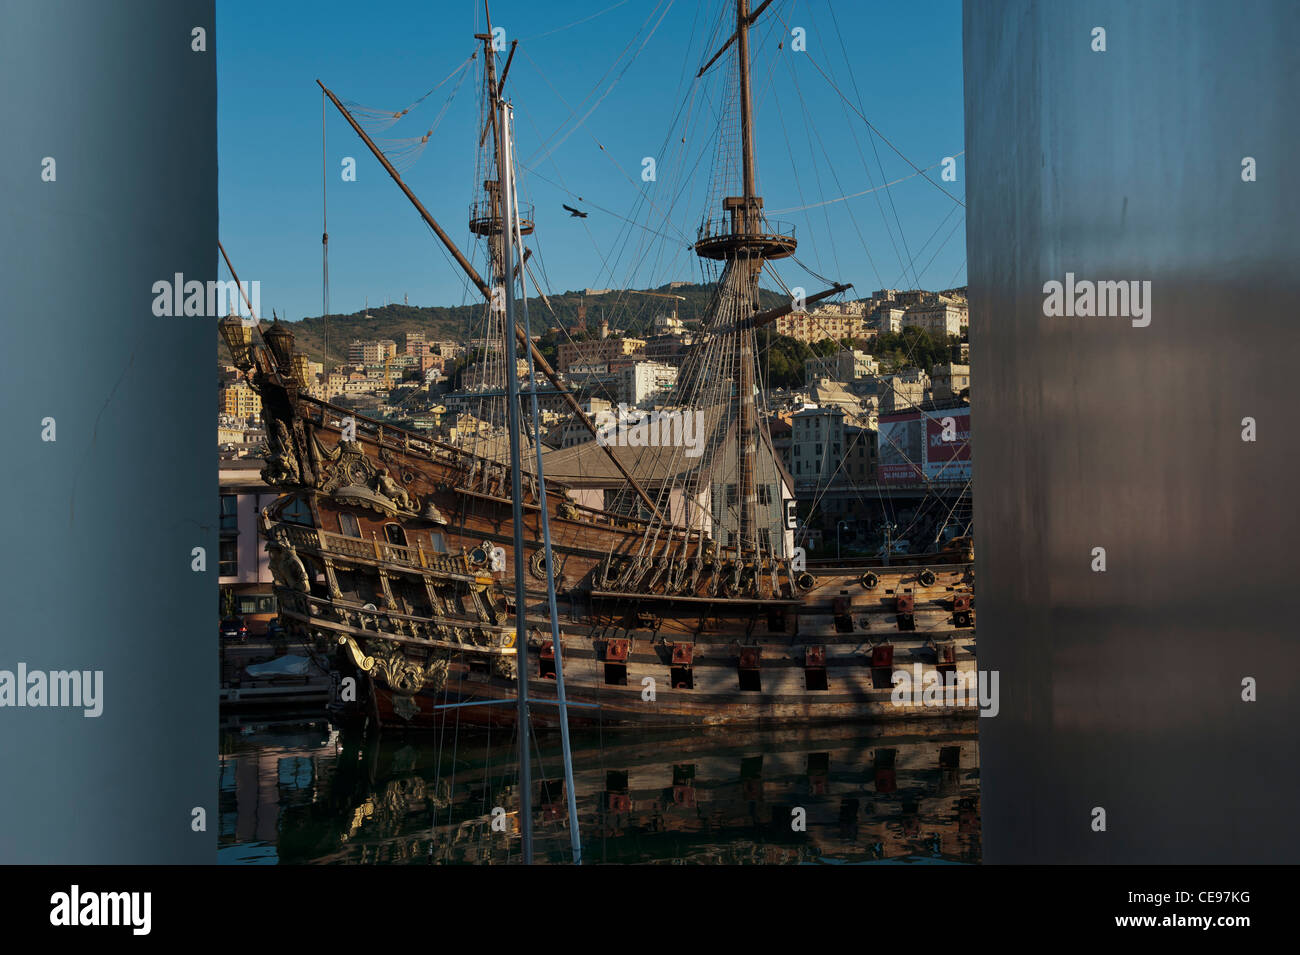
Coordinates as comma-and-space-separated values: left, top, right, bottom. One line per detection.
282, 495, 313, 526
219, 538, 238, 577
220, 495, 238, 532
236, 594, 277, 615
339, 513, 361, 538
384, 523, 407, 547
430, 531, 447, 553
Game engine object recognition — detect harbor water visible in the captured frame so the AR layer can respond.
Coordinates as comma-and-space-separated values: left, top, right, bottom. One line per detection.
219, 713, 980, 864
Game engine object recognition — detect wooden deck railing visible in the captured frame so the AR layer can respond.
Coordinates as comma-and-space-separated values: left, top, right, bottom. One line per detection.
297, 395, 697, 539
277, 522, 474, 575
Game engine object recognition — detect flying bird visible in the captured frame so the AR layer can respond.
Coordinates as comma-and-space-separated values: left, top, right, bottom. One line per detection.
562, 204, 588, 218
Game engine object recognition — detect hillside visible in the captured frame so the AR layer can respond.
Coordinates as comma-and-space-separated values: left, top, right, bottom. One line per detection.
220, 282, 793, 366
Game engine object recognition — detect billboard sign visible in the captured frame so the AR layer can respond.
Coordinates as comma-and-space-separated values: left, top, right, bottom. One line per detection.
878, 411, 924, 484
923, 407, 972, 483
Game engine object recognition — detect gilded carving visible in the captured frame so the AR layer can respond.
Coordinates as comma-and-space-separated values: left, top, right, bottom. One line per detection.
337, 635, 375, 672
268, 530, 311, 593
262, 418, 302, 486
491, 654, 516, 680
319, 440, 377, 495
370, 643, 449, 696
373, 467, 413, 511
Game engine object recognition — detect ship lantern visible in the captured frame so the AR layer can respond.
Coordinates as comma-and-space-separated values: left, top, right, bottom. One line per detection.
291, 353, 312, 387
219, 313, 256, 370
263, 315, 296, 375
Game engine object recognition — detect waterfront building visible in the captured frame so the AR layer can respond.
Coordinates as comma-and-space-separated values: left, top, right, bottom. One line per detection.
218, 457, 279, 632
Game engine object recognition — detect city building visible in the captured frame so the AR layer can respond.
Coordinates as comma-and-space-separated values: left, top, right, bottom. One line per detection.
219, 457, 280, 633
844, 421, 878, 485
931, 362, 971, 399
618, 360, 679, 406
346, 338, 400, 364
869, 305, 905, 333
879, 368, 930, 413
404, 331, 427, 356
902, 301, 968, 337
790, 404, 846, 485
773, 307, 869, 344
652, 313, 686, 336
556, 398, 614, 448
557, 336, 646, 374
220, 379, 262, 418
803, 347, 878, 385
643, 334, 691, 365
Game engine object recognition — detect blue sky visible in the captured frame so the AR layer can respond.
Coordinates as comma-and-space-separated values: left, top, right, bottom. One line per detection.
217, 0, 966, 321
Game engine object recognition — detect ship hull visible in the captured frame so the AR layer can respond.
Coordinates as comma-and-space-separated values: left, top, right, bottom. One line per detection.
254, 389, 978, 733
351, 672, 983, 732
279, 558, 980, 733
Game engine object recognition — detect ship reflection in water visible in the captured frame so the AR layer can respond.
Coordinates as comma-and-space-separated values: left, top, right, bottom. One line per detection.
219, 717, 980, 864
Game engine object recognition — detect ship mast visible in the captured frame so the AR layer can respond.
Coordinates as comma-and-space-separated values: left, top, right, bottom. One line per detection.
502, 101, 584, 866
491, 81, 534, 868
737, 0, 758, 223
735, 0, 759, 569
695, 0, 794, 570
487, 13, 581, 864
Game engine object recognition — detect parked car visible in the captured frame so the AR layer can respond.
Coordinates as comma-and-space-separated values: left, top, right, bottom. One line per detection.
265, 618, 286, 641
231, 593, 278, 637
220, 616, 248, 642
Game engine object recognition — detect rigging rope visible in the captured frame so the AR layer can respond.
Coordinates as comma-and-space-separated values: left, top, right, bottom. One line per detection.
521, 0, 632, 41
322, 89, 329, 367
766, 153, 965, 215
342, 52, 477, 135
769, 2, 965, 209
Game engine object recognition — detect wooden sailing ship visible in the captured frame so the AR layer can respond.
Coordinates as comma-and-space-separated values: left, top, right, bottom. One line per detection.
220, 1, 977, 732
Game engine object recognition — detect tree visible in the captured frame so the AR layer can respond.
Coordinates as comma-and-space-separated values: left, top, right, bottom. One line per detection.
871, 327, 952, 374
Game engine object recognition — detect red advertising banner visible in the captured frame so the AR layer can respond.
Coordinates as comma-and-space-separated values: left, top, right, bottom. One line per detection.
923, 408, 972, 482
